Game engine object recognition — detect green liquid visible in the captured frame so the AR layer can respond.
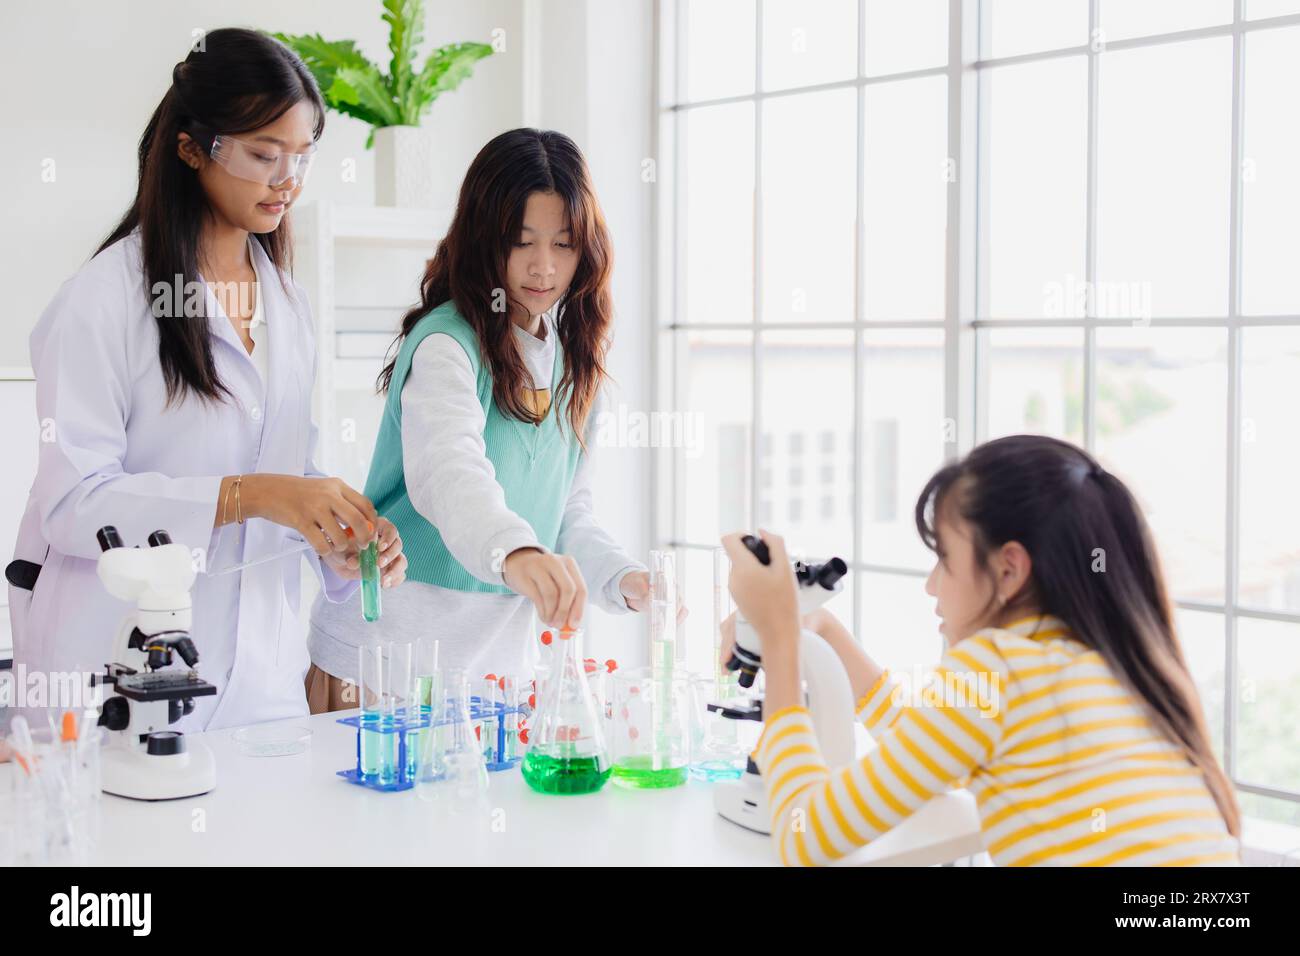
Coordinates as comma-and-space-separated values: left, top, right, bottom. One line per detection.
413, 675, 435, 708
360, 541, 382, 622
521, 752, 611, 795
651, 636, 674, 676
612, 754, 688, 789
405, 724, 428, 778
359, 713, 386, 778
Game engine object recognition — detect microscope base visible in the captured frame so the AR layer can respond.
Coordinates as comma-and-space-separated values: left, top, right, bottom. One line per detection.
714, 773, 772, 834
101, 737, 216, 801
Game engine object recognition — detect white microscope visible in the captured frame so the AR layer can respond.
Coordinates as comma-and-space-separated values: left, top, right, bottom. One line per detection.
711, 534, 855, 834
93, 525, 217, 800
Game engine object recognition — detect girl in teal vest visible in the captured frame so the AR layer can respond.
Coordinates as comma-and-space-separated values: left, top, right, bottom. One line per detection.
306, 129, 656, 708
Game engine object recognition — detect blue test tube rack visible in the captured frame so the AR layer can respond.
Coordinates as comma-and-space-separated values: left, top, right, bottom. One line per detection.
336, 695, 524, 792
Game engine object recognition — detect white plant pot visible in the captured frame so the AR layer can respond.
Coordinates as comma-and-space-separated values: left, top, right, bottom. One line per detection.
373, 124, 439, 208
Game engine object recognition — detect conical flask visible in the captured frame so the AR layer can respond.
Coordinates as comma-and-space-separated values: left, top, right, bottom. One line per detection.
520, 626, 611, 794
417, 668, 489, 808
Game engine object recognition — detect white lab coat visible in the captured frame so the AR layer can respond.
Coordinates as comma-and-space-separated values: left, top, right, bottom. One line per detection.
8, 230, 357, 731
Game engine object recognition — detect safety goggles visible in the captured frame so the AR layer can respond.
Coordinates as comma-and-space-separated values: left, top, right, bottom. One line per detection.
209, 134, 316, 188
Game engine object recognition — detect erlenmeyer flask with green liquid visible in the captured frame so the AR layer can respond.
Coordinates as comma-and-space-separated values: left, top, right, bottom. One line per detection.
521, 625, 611, 795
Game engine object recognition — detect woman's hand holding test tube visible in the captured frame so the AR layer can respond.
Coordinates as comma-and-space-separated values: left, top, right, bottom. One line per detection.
230, 475, 407, 588
233, 475, 377, 555
322, 518, 407, 589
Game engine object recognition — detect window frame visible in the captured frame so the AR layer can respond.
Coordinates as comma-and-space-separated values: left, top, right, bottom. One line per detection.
654, 0, 1300, 810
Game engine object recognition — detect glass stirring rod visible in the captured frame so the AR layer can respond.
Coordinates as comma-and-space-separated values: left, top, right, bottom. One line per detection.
206, 541, 316, 576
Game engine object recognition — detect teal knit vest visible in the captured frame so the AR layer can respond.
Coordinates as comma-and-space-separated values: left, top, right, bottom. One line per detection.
364, 301, 582, 593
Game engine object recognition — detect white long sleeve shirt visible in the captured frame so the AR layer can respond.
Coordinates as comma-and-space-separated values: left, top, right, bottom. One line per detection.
308, 311, 644, 682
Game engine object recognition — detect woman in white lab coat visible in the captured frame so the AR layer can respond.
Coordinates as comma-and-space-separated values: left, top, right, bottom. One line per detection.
6, 29, 406, 732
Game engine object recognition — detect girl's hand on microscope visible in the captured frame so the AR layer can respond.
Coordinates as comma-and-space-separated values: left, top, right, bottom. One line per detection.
720, 529, 801, 656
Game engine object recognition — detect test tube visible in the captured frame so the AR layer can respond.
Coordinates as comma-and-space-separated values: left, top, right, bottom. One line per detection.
387, 642, 413, 716
649, 550, 677, 678
500, 676, 520, 761
379, 642, 408, 785
360, 539, 382, 622
414, 639, 441, 712
358, 645, 385, 780
390, 642, 420, 781
712, 547, 733, 687
477, 677, 501, 764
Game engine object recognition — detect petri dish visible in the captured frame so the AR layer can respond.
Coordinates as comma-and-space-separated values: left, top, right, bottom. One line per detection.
232, 724, 312, 757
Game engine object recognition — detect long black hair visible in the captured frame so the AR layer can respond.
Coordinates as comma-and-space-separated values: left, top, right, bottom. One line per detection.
97, 28, 325, 406
914, 434, 1240, 837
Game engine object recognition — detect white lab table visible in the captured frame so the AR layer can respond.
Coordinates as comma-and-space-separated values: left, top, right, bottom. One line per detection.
78, 711, 983, 866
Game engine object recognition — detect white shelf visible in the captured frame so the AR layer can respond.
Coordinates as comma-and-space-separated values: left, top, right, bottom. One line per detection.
293, 200, 451, 481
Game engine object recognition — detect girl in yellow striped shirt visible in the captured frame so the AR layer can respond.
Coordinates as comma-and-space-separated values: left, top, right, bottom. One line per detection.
721, 434, 1240, 867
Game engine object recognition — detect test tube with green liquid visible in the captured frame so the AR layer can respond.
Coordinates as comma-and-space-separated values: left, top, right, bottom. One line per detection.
360, 538, 382, 622
358, 645, 387, 780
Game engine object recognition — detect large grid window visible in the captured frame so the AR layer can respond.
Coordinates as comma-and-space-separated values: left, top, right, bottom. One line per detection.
656, 0, 1300, 826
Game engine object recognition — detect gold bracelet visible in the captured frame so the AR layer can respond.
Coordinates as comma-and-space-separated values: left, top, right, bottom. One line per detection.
234, 475, 245, 525
221, 475, 239, 526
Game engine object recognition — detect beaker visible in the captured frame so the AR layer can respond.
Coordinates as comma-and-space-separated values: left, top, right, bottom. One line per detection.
609, 666, 690, 789
687, 673, 746, 781
520, 627, 611, 795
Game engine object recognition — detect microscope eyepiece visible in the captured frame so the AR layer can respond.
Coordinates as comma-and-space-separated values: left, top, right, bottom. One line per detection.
816, 557, 848, 589
97, 526, 125, 552
147, 530, 173, 547
796, 556, 848, 591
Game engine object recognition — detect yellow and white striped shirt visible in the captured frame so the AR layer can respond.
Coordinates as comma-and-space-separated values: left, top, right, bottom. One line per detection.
754, 615, 1240, 867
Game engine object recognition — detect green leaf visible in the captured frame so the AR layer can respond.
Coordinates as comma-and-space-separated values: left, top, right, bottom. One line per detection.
382, 0, 425, 106
334, 64, 403, 128
403, 41, 494, 124
270, 32, 372, 106
322, 77, 391, 130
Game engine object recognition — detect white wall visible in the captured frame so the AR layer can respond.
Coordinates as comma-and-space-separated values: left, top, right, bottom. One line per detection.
0, 0, 524, 364
527, 0, 656, 663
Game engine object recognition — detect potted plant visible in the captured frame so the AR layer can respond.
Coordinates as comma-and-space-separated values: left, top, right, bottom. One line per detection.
274, 0, 493, 208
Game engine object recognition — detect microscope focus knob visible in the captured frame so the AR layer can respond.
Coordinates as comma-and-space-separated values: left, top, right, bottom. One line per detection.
741, 534, 771, 565
99, 695, 130, 732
